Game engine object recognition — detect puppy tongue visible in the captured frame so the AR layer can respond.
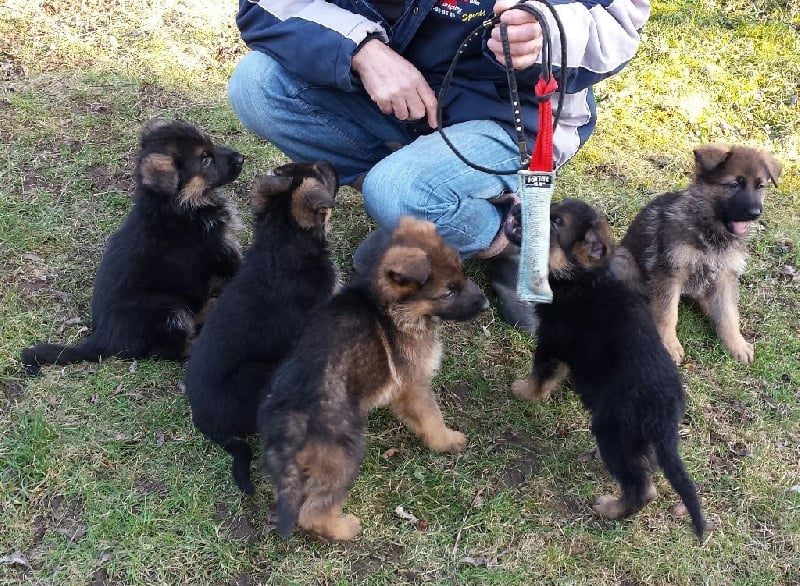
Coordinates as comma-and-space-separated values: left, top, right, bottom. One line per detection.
730, 221, 750, 235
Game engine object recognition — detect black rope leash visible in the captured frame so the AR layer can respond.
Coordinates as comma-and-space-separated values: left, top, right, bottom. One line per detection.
435, 0, 568, 173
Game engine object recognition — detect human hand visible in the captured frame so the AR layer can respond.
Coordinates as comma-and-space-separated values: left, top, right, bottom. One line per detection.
351, 39, 438, 129
489, 0, 543, 69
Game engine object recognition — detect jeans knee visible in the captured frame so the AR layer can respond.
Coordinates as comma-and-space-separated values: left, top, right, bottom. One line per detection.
362, 161, 445, 228
228, 52, 290, 136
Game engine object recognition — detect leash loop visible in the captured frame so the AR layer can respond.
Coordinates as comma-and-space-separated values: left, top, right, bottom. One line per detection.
436, 0, 567, 174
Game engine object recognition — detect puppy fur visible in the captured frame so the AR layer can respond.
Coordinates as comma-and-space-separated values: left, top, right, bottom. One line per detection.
512, 198, 706, 538
611, 144, 782, 364
259, 216, 489, 541
21, 119, 244, 374
184, 161, 339, 495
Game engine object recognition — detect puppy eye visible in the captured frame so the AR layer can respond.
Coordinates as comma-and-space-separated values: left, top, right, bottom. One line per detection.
755, 181, 765, 189
201, 152, 214, 168
440, 283, 458, 300
551, 216, 563, 227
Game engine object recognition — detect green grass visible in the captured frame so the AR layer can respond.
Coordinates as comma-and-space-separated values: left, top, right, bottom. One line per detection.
2, 1, 799, 584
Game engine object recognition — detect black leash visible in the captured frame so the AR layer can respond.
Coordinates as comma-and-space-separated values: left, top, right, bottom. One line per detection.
435, 0, 567, 173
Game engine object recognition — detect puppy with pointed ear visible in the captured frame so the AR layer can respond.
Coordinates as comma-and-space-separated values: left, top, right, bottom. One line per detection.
612, 144, 782, 364
21, 119, 244, 375
512, 198, 706, 539
184, 160, 340, 495
259, 216, 489, 541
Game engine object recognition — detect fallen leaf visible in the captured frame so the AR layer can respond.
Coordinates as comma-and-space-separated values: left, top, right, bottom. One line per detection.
788, 485, 800, 493
263, 512, 279, 533
0, 551, 31, 568
23, 252, 44, 263
728, 442, 752, 458
415, 519, 429, 531
394, 506, 419, 524
155, 431, 165, 447
128, 361, 137, 373
382, 448, 400, 459
56, 524, 87, 542
459, 555, 497, 567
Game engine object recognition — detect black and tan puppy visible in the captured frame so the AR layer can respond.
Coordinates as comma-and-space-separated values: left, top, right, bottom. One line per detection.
611, 144, 782, 364
259, 216, 489, 541
511, 198, 705, 538
21, 119, 244, 375
184, 161, 339, 495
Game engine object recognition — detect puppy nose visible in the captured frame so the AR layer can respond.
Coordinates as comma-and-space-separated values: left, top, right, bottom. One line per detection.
746, 206, 762, 219
234, 153, 245, 167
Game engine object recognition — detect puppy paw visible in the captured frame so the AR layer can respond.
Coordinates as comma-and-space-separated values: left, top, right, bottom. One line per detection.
592, 494, 627, 519
663, 336, 685, 364
428, 429, 467, 454
512, 378, 549, 401
332, 514, 362, 541
726, 337, 754, 364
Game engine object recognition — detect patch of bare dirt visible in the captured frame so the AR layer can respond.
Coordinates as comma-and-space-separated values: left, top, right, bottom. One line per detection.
133, 475, 169, 498
22, 494, 88, 566
1, 380, 24, 404
490, 429, 541, 491
214, 501, 258, 543
222, 572, 272, 586
87, 164, 133, 193
347, 541, 404, 581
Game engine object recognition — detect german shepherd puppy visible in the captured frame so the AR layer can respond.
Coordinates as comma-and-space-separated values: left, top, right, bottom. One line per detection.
611, 144, 782, 364
184, 161, 339, 496
260, 216, 489, 541
511, 198, 706, 538
21, 119, 244, 375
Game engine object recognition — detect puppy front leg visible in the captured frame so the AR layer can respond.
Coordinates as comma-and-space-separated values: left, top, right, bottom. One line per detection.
512, 345, 568, 402
701, 273, 753, 363
651, 277, 685, 363
390, 383, 466, 454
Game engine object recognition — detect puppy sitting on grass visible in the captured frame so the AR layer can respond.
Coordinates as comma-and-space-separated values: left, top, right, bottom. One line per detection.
511, 198, 706, 538
260, 216, 489, 541
184, 161, 339, 495
611, 144, 782, 364
21, 119, 244, 374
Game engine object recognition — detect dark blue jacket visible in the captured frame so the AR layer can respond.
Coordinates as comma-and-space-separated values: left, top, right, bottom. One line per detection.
236, 0, 650, 166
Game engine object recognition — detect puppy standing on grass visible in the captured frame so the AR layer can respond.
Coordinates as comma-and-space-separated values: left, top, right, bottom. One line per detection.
612, 144, 782, 364
512, 198, 706, 538
184, 161, 339, 495
21, 119, 244, 374
260, 216, 489, 541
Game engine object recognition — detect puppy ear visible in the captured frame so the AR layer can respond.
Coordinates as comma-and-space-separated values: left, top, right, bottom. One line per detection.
373, 245, 431, 307
142, 118, 173, 135
313, 160, 340, 196
383, 246, 430, 287
693, 144, 733, 174
576, 222, 612, 266
139, 152, 179, 194
273, 162, 311, 177
250, 174, 293, 214
584, 228, 607, 261
762, 152, 782, 187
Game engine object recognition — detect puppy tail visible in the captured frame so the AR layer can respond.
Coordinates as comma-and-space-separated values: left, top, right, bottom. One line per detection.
20, 338, 105, 376
656, 438, 706, 539
275, 464, 304, 540
227, 439, 255, 496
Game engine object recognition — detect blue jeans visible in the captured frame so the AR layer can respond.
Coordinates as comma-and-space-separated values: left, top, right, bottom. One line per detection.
228, 51, 522, 257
